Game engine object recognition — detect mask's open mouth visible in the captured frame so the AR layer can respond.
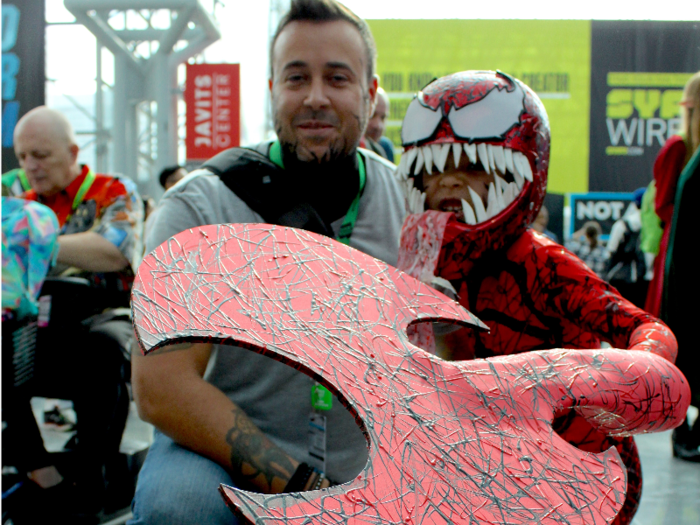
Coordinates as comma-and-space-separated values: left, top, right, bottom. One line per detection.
396, 142, 533, 224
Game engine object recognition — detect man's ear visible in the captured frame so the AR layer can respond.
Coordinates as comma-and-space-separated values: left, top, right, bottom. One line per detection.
69, 143, 79, 164
367, 75, 379, 116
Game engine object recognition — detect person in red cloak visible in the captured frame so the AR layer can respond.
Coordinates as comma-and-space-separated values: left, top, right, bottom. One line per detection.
645, 71, 700, 318
396, 70, 679, 525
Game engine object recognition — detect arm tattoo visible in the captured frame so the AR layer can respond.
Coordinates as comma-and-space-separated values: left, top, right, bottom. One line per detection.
225, 405, 297, 493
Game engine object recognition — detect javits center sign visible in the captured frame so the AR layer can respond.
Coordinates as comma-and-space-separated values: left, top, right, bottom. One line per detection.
185, 63, 240, 161
588, 21, 700, 193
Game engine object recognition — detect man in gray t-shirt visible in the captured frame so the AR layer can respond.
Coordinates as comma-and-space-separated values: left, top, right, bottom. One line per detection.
129, 2, 405, 524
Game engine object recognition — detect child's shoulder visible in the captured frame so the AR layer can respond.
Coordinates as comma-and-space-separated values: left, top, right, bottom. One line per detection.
508, 228, 560, 258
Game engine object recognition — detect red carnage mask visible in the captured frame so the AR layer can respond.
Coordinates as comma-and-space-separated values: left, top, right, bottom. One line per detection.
397, 70, 550, 257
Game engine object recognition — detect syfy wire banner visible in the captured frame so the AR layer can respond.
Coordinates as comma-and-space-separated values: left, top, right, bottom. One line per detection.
588, 21, 700, 193
566, 192, 635, 241
185, 63, 240, 161
2, 0, 45, 171
368, 20, 592, 196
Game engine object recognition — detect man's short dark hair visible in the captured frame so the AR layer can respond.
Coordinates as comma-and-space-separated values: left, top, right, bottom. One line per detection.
158, 165, 183, 189
270, 0, 377, 84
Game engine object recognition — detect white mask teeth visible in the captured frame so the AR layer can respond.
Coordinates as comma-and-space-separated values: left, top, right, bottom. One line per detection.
413, 147, 424, 175
521, 154, 534, 182
512, 167, 524, 190
452, 143, 462, 169
405, 176, 414, 194
485, 182, 498, 219
397, 153, 408, 180
513, 151, 533, 183
487, 144, 496, 172
494, 174, 506, 210
461, 198, 477, 225
463, 143, 477, 165
510, 150, 524, 189
502, 181, 512, 205
476, 143, 490, 174
504, 147, 515, 175
405, 147, 418, 176
430, 144, 442, 172
423, 145, 433, 175
468, 186, 487, 222
492, 145, 506, 175
410, 186, 425, 214
437, 143, 451, 173
400, 142, 530, 224
398, 152, 406, 173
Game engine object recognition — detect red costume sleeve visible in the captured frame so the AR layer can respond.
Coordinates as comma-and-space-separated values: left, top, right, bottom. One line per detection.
653, 135, 687, 224
531, 241, 677, 363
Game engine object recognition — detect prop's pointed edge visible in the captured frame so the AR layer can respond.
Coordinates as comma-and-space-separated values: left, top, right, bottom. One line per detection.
220, 484, 261, 525
220, 482, 358, 524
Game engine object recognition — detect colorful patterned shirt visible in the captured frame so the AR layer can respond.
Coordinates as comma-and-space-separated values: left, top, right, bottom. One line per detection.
2, 197, 59, 318
22, 165, 142, 305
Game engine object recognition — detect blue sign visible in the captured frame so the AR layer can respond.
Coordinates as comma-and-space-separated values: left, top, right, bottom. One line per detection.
567, 192, 635, 241
2, 1, 45, 171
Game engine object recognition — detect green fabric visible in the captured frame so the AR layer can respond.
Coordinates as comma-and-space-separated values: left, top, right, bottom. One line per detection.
665, 146, 700, 284
639, 180, 663, 255
2, 169, 31, 195
1, 170, 18, 186
662, 145, 700, 406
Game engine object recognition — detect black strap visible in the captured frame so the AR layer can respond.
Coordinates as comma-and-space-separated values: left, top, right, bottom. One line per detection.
203, 147, 334, 238
284, 462, 315, 492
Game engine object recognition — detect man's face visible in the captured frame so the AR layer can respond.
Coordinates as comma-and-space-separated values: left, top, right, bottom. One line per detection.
270, 20, 377, 164
14, 123, 78, 197
422, 153, 495, 222
365, 93, 388, 142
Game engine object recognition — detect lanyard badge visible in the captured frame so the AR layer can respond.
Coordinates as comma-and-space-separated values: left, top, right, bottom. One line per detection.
309, 382, 332, 472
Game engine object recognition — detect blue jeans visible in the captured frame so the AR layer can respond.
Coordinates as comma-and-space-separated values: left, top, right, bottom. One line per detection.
128, 431, 240, 525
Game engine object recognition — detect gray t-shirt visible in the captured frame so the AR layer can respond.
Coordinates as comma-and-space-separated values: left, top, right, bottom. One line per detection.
145, 145, 405, 482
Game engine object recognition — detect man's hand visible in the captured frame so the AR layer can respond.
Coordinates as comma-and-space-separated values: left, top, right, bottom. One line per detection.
57, 231, 129, 272
131, 341, 300, 494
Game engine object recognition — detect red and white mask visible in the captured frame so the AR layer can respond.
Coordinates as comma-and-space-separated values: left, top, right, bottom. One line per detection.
397, 70, 550, 255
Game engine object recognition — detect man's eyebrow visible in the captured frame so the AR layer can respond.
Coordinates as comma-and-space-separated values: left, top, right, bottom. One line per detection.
326, 61, 354, 73
281, 60, 307, 72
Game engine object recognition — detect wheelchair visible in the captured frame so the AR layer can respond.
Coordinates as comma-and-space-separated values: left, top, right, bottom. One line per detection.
2, 276, 140, 524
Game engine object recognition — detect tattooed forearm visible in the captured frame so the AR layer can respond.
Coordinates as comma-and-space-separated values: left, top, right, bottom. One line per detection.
225, 405, 297, 493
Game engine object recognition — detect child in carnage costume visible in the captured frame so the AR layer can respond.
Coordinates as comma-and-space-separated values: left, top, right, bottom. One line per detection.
396, 70, 679, 525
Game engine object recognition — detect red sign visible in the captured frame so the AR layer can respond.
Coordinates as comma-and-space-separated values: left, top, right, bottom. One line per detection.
185, 63, 240, 161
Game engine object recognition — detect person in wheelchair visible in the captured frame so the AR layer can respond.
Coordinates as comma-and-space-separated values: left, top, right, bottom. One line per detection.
3, 106, 143, 521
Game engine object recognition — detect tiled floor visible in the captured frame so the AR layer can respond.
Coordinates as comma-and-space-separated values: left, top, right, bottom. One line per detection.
630, 407, 700, 525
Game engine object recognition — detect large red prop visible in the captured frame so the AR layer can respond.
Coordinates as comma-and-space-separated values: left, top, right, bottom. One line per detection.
132, 224, 690, 525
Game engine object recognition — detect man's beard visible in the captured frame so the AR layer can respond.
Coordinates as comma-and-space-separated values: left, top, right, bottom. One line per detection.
273, 103, 369, 168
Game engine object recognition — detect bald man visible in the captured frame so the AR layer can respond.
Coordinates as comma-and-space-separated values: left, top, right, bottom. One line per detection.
14, 106, 142, 275
363, 87, 394, 161
5, 106, 143, 519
